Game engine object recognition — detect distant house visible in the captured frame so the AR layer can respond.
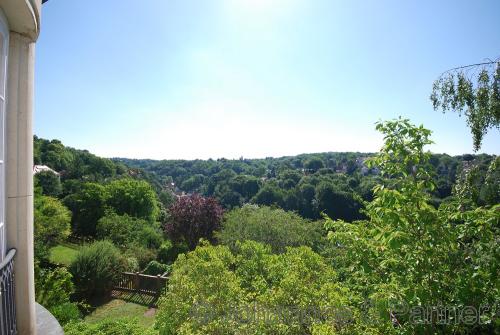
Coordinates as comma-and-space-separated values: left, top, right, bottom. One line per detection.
33, 165, 60, 176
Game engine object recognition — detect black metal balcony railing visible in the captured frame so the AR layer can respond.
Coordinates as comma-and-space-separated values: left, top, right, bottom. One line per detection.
0, 249, 16, 335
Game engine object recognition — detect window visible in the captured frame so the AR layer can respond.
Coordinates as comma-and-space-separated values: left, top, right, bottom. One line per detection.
0, 9, 8, 261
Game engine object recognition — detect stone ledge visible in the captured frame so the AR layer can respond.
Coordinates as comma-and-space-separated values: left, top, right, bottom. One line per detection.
35, 303, 64, 335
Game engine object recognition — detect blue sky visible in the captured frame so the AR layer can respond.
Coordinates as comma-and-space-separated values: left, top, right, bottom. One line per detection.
35, 0, 500, 159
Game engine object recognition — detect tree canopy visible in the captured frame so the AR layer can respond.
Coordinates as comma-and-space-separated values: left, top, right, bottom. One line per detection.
165, 194, 224, 249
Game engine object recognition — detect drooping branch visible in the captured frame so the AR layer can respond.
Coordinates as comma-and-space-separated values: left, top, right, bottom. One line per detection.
431, 56, 500, 151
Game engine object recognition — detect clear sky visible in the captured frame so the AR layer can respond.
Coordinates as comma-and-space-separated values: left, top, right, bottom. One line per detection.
35, 0, 500, 159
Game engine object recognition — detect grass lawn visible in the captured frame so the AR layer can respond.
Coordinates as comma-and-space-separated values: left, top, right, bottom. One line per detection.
49, 242, 79, 266
84, 299, 156, 328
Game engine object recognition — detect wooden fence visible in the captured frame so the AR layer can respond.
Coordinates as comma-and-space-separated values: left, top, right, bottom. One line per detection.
113, 272, 168, 306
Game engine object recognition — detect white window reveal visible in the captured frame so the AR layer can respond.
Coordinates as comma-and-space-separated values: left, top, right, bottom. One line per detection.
0, 9, 8, 261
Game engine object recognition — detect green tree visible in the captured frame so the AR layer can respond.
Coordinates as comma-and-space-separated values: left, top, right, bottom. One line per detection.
431, 59, 500, 150
35, 171, 62, 197
304, 157, 325, 172
63, 183, 108, 237
34, 196, 71, 248
216, 205, 325, 254
41, 139, 74, 172
251, 183, 284, 207
96, 212, 163, 249
155, 241, 354, 335
106, 178, 160, 222
180, 174, 206, 192
159, 190, 176, 208
315, 181, 363, 221
229, 174, 261, 199
325, 119, 499, 333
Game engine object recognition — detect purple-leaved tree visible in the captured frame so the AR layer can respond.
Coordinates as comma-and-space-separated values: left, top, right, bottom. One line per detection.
165, 194, 224, 249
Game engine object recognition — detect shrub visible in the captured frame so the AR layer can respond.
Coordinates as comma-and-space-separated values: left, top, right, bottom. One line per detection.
125, 245, 157, 269
124, 257, 140, 272
69, 241, 126, 299
165, 194, 224, 249
143, 261, 171, 276
35, 265, 74, 309
216, 205, 325, 253
49, 302, 81, 326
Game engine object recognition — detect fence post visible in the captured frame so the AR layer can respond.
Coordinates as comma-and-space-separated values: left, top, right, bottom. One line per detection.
156, 275, 162, 295
133, 272, 140, 291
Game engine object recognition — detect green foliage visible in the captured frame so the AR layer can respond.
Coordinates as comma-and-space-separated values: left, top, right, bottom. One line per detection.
216, 205, 325, 254
325, 119, 499, 333
106, 178, 160, 222
65, 179, 163, 239
304, 157, 325, 172
157, 240, 188, 264
158, 190, 176, 208
180, 174, 206, 192
124, 256, 140, 272
64, 318, 157, 335
96, 212, 162, 249
34, 195, 71, 259
35, 262, 82, 326
251, 183, 285, 207
124, 245, 158, 269
69, 241, 127, 299
155, 241, 355, 335
143, 261, 171, 276
34, 136, 126, 181
49, 302, 82, 326
63, 182, 109, 237
35, 170, 62, 196
431, 60, 500, 150
453, 156, 500, 208
314, 181, 363, 221
35, 264, 74, 309
119, 150, 492, 221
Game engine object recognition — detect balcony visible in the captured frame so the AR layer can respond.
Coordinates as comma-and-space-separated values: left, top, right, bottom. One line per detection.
0, 249, 17, 335
0, 249, 63, 335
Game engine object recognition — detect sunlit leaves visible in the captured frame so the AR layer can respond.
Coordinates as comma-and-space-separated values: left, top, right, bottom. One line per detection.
431, 61, 500, 150
326, 119, 499, 333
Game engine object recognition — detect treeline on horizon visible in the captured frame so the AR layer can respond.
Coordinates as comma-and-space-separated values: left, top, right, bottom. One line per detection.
34, 135, 499, 225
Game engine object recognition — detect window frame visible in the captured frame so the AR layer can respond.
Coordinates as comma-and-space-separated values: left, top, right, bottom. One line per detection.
0, 8, 9, 261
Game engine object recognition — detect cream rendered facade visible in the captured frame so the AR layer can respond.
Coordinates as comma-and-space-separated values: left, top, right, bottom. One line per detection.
0, 0, 41, 334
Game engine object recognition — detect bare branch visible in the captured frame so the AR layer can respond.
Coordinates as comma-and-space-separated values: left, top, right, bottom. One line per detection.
440, 56, 500, 77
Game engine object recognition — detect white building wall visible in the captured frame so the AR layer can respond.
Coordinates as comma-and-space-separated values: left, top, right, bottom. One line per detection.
5, 31, 37, 335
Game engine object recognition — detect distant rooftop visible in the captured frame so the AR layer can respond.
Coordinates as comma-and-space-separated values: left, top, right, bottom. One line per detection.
33, 165, 59, 176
